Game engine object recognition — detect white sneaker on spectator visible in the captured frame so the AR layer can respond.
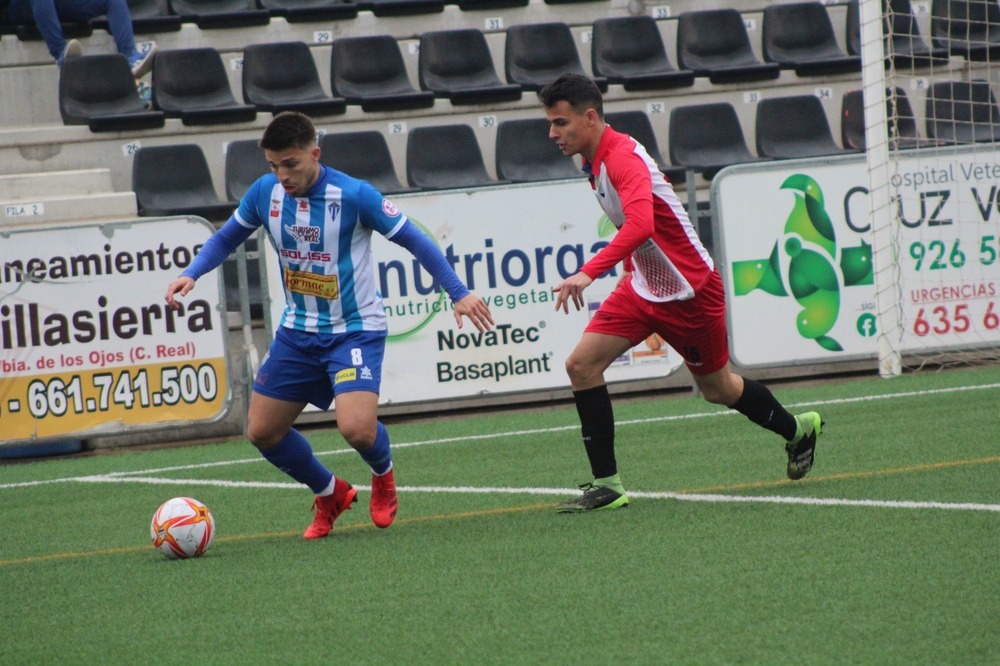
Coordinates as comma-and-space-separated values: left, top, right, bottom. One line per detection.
130, 45, 157, 79
60, 39, 83, 66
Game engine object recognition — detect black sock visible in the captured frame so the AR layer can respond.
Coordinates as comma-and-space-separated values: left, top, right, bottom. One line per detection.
573, 385, 617, 479
730, 378, 797, 440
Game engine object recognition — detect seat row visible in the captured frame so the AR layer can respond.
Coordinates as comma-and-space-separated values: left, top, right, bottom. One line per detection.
0, 0, 601, 38
132, 77, 1000, 223
61, 6, 863, 134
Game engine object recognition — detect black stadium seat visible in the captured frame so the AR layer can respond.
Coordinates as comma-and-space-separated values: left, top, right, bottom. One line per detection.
224, 138, 270, 201
846, 0, 949, 68
418, 29, 522, 105
321, 131, 416, 194
167, 0, 269, 29
242, 42, 347, 117
95, 0, 182, 34
925, 79, 1000, 144
841, 87, 932, 151
407, 124, 501, 190
669, 102, 770, 179
495, 118, 582, 182
762, 1, 861, 76
330, 35, 435, 112
133, 144, 237, 220
931, 0, 1000, 61
153, 47, 258, 125
591, 16, 695, 92
257, 0, 358, 23
605, 110, 685, 185
504, 22, 608, 91
59, 54, 166, 132
755, 95, 857, 159
676, 9, 781, 84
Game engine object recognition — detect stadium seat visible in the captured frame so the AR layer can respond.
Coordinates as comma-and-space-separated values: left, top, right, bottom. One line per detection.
167, 0, 269, 29
925, 79, 1000, 144
590, 16, 695, 92
406, 124, 501, 190
762, 2, 861, 76
257, 0, 358, 23
676, 9, 781, 84
59, 54, 166, 132
841, 87, 933, 151
846, 0, 949, 68
320, 131, 415, 194
224, 138, 269, 201
605, 110, 685, 185
242, 42, 347, 117
153, 47, 258, 125
669, 102, 769, 179
495, 118, 582, 182
11, 19, 91, 42
456, 0, 528, 9
931, 0, 1000, 61
330, 35, 435, 112
756, 95, 858, 159
93, 0, 182, 34
504, 22, 608, 91
418, 29, 522, 105
133, 144, 237, 220
354, 0, 444, 17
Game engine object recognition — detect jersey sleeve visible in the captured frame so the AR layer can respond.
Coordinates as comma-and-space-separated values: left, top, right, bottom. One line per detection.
232, 178, 268, 230
580, 152, 655, 279
356, 181, 407, 237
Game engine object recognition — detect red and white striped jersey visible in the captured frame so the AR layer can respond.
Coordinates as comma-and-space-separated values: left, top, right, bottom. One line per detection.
580, 126, 714, 302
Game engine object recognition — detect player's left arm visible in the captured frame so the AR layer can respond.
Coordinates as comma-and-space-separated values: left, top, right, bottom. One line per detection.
358, 184, 493, 331
389, 222, 494, 332
553, 155, 653, 313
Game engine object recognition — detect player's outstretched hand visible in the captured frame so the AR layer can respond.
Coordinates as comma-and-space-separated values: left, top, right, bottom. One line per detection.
165, 276, 196, 311
552, 272, 594, 313
453, 293, 494, 331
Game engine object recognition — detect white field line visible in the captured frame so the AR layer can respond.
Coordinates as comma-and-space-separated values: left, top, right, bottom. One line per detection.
2, 381, 999, 491
65, 475, 1000, 512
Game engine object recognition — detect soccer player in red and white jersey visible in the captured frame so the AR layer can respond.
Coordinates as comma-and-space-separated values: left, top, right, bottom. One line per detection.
540, 74, 823, 512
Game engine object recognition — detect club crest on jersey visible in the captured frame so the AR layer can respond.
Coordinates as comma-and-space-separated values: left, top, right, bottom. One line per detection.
328, 202, 341, 219
382, 198, 400, 217
284, 225, 321, 244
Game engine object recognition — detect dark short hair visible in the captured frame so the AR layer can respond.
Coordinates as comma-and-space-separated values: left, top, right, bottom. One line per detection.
259, 111, 317, 151
538, 73, 604, 118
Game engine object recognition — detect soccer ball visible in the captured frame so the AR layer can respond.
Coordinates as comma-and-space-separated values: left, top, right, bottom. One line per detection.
150, 497, 216, 559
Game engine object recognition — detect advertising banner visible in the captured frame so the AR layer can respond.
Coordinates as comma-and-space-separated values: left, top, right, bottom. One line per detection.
0, 217, 231, 444
713, 147, 1000, 368
264, 180, 683, 405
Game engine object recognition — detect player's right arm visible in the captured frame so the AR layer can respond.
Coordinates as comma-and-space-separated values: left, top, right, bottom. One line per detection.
165, 181, 264, 310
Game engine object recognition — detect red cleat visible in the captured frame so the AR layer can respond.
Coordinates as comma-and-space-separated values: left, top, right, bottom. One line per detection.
303, 477, 357, 539
370, 469, 398, 529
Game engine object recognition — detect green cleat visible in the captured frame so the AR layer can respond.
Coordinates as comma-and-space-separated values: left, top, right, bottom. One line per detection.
786, 412, 824, 480
556, 483, 630, 513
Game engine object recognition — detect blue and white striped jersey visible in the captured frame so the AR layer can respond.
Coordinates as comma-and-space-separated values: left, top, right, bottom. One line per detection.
235, 166, 404, 334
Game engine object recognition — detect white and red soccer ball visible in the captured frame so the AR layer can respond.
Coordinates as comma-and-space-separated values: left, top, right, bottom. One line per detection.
150, 497, 216, 559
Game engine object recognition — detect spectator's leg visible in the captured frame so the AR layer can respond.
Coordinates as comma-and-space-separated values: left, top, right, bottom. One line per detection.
11, 0, 67, 62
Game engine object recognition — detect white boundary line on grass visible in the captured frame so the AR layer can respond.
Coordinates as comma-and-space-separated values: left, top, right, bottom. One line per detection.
60, 475, 1000, 512
2, 380, 999, 503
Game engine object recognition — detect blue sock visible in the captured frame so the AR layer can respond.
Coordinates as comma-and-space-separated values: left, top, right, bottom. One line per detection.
359, 422, 393, 475
260, 429, 334, 494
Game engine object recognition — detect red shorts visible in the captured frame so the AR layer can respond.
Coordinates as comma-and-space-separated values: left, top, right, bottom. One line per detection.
585, 271, 730, 375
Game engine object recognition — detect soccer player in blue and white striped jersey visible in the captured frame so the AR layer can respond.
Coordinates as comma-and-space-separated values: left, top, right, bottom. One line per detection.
165, 112, 493, 538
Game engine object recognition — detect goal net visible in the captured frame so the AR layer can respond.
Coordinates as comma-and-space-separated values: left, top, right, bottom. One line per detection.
860, 0, 1000, 376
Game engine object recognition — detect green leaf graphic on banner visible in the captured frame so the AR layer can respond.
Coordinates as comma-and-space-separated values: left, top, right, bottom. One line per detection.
387, 216, 448, 343
785, 236, 842, 350
781, 174, 836, 257
597, 214, 616, 238
841, 240, 874, 286
732, 242, 787, 296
